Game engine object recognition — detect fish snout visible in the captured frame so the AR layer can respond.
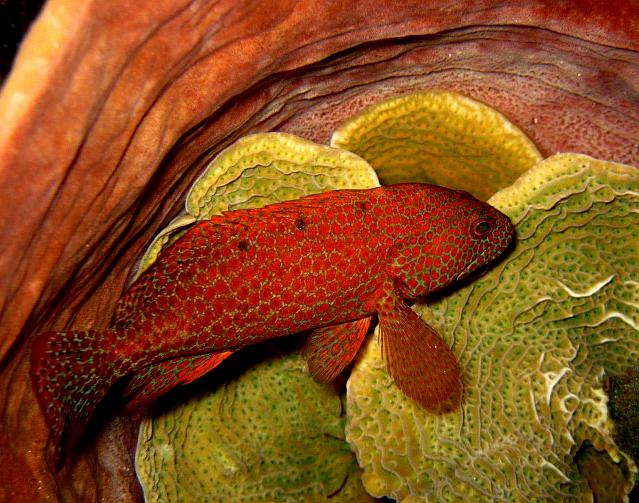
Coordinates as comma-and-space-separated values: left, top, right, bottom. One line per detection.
456, 211, 515, 282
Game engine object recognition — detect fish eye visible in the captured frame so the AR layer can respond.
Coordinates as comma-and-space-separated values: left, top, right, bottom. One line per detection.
471, 218, 494, 238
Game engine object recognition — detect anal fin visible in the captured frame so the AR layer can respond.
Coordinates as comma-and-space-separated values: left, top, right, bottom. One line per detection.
304, 317, 371, 383
123, 351, 233, 411
377, 280, 461, 413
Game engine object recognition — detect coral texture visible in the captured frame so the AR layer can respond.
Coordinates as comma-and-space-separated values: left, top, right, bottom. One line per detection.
136, 350, 373, 502
346, 154, 639, 501
331, 91, 542, 198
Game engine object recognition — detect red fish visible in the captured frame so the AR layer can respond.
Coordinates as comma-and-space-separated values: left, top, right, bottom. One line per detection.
30, 183, 514, 463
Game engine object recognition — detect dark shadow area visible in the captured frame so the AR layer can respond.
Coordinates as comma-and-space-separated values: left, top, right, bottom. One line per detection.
0, 0, 45, 82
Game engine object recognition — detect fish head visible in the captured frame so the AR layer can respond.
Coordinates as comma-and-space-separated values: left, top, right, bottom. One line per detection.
394, 186, 516, 297
449, 193, 516, 283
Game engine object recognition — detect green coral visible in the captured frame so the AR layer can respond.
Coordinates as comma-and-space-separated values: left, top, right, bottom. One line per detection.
186, 132, 379, 218
331, 90, 542, 199
136, 350, 373, 502
346, 154, 639, 501
133, 92, 638, 501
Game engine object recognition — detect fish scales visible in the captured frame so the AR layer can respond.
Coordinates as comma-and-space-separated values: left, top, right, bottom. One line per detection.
30, 183, 515, 465
112, 188, 391, 352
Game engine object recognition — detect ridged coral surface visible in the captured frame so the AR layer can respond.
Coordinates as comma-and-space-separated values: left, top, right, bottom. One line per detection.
136, 350, 373, 502
346, 153, 639, 501
331, 91, 542, 199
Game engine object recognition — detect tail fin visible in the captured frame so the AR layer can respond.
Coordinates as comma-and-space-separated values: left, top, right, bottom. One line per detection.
29, 329, 123, 466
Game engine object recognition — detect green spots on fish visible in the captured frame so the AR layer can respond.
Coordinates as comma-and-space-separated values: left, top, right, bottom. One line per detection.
346, 154, 639, 501
386, 194, 513, 297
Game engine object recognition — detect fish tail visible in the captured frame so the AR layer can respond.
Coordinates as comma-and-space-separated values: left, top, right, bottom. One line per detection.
29, 328, 123, 466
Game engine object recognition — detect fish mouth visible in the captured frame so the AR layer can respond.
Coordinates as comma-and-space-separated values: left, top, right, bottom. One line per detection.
456, 249, 490, 282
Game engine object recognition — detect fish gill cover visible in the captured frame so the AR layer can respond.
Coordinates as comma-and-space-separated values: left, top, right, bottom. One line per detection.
135, 92, 638, 501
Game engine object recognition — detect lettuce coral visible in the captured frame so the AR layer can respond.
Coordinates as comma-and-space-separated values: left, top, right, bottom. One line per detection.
331, 90, 542, 199
136, 350, 373, 502
135, 97, 638, 501
346, 153, 639, 501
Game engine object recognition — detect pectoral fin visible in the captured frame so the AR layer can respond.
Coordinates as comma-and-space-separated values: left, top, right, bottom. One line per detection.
377, 280, 461, 413
123, 351, 233, 411
304, 317, 371, 383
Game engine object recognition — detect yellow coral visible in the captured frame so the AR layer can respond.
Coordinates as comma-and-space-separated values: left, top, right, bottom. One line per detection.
187, 132, 379, 217
136, 350, 374, 502
331, 90, 542, 199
